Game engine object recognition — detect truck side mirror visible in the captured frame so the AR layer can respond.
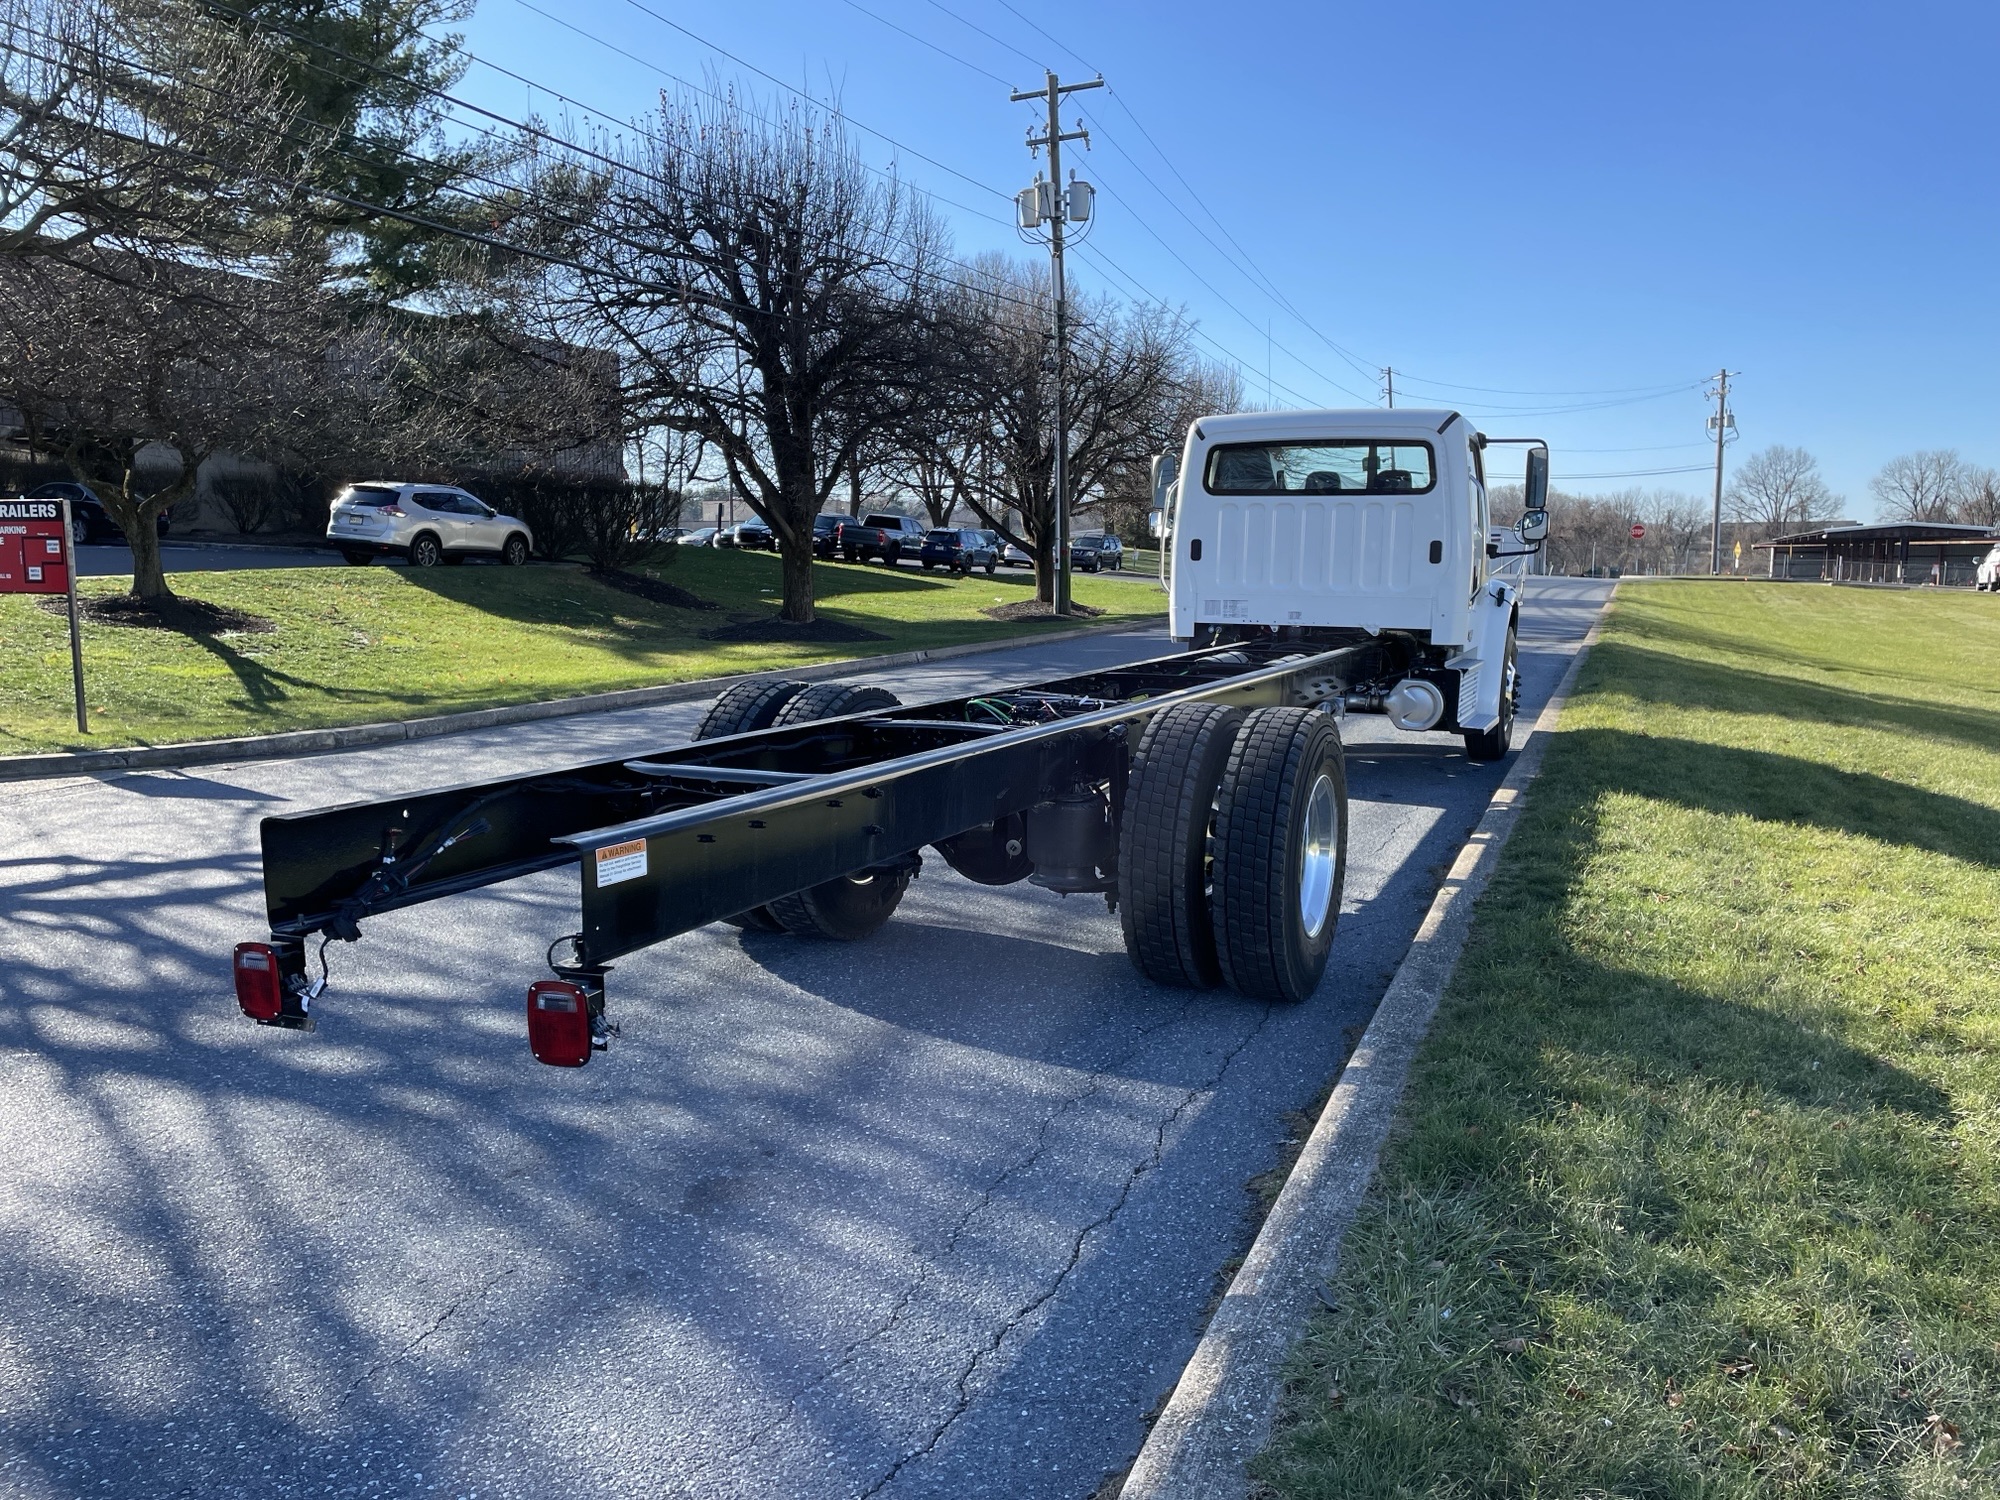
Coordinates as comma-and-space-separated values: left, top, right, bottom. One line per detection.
1148, 507, 1166, 538
1524, 448, 1549, 511
1516, 510, 1549, 545
1150, 452, 1179, 509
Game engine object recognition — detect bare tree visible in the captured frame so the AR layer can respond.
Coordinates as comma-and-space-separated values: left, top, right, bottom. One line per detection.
0, 0, 305, 263
1725, 445, 1838, 538
530, 92, 942, 624
1955, 465, 2000, 528
1871, 450, 1966, 522
0, 250, 355, 599
1641, 490, 1710, 573
938, 257, 1200, 604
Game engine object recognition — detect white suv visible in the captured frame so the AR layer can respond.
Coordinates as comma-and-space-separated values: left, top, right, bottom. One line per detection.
327, 482, 534, 568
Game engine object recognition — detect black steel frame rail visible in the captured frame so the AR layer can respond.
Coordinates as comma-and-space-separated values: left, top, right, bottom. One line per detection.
256, 638, 1405, 970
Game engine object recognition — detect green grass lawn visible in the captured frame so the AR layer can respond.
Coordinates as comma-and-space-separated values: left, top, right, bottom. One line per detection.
1257, 582, 2000, 1499
0, 547, 1165, 753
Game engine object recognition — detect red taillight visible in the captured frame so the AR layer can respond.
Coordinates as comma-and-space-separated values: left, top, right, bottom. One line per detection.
527, 980, 591, 1067
234, 942, 283, 1021
378, 505, 403, 516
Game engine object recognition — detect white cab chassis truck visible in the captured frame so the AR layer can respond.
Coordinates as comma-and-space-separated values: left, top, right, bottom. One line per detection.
1155, 407, 1550, 760
232, 411, 1552, 1050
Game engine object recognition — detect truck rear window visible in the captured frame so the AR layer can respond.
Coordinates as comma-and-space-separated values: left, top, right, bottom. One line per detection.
1204, 440, 1435, 496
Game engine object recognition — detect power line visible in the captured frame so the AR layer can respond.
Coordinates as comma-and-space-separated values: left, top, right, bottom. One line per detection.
819, 0, 1387, 396
922, 0, 1046, 73
0, 24, 1054, 334
822, 0, 1708, 414
834, 0, 1011, 85
602, 0, 1012, 206
1554, 465, 1715, 480
992, 0, 1097, 73
181, 1, 1050, 315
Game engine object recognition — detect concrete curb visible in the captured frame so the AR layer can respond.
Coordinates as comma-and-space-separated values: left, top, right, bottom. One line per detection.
1117, 598, 1614, 1500
0, 620, 1147, 782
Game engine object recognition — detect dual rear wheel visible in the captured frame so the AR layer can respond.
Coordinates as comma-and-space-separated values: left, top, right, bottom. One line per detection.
1119, 703, 1347, 1004
692, 679, 912, 940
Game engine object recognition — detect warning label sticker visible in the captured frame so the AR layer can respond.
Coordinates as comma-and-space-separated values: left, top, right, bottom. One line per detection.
594, 838, 648, 887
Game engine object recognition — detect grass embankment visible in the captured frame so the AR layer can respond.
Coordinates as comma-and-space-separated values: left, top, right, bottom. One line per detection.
1258, 583, 2000, 1498
0, 548, 1164, 753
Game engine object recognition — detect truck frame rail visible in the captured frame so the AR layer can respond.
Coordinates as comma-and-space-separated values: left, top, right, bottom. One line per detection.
237, 636, 1414, 1053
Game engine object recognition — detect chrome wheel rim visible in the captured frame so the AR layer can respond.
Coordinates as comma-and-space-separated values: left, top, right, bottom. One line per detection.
1298, 773, 1338, 939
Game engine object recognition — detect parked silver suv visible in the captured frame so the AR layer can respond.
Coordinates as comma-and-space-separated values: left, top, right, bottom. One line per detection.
327, 482, 533, 568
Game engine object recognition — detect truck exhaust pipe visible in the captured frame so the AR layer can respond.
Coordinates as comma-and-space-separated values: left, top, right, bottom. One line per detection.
1342, 678, 1446, 733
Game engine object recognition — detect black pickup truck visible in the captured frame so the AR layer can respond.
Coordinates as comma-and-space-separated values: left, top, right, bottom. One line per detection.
836, 512, 927, 565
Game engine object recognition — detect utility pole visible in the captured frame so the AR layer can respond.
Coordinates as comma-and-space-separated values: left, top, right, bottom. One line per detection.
1707, 368, 1736, 574
1382, 367, 1395, 408
1012, 69, 1102, 617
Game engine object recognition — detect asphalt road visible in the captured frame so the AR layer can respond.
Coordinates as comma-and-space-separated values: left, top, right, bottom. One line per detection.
73, 539, 345, 576
0, 578, 1611, 1500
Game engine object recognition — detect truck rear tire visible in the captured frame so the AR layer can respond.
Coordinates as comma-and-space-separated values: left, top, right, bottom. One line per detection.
768, 868, 912, 941
1211, 707, 1347, 1003
693, 678, 813, 929
770, 682, 900, 727
766, 682, 910, 939
1118, 702, 1244, 988
695, 678, 812, 741
1462, 624, 1519, 763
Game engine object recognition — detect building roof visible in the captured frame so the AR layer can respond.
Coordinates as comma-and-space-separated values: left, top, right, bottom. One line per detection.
1755, 521, 2000, 550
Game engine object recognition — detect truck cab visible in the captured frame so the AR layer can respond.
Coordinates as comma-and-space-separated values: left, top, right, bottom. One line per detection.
1157, 408, 1549, 759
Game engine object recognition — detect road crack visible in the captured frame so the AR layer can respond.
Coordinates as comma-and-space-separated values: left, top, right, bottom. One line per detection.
333, 1265, 519, 1410
693, 998, 1203, 1483
857, 1003, 1276, 1499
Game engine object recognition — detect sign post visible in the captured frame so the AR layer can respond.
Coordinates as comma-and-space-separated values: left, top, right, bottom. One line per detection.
0, 497, 87, 733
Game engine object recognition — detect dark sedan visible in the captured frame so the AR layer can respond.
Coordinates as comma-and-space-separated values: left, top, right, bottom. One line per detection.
26, 480, 171, 546
919, 527, 999, 575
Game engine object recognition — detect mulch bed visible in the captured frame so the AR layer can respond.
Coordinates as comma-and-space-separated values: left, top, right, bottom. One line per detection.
700, 615, 889, 644
37, 593, 276, 634
595, 569, 720, 611
981, 600, 1106, 622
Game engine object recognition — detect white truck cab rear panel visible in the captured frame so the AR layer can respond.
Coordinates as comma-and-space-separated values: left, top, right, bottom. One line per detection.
1169, 408, 1482, 646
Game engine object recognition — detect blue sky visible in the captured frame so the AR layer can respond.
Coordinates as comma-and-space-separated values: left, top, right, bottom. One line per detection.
452, 0, 1999, 514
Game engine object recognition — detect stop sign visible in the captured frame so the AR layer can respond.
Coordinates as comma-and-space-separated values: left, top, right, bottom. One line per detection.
1630, 523, 1647, 540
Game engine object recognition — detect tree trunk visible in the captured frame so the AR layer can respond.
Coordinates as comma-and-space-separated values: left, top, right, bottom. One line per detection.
126, 505, 172, 600
1034, 531, 1057, 607
846, 464, 864, 518
778, 529, 815, 624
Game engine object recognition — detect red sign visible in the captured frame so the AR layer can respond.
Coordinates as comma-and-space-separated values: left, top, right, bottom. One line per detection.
1629, 522, 1647, 540
0, 499, 70, 594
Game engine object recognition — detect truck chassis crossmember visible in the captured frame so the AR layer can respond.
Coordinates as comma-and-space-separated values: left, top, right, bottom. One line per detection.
237, 637, 1412, 1052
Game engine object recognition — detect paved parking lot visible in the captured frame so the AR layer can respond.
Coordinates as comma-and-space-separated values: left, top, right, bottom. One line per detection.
0, 579, 1610, 1500
73, 540, 343, 576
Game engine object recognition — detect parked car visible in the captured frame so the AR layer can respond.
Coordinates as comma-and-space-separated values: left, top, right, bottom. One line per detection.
1071, 532, 1123, 572
1979, 542, 2000, 592
325, 482, 533, 567
675, 526, 719, 548
812, 513, 844, 558
919, 527, 1000, 575
838, 512, 927, 565
25, 480, 169, 547
1000, 539, 1033, 568
718, 518, 775, 550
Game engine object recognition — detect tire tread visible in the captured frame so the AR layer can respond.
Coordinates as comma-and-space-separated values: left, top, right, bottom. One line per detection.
1118, 702, 1243, 988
